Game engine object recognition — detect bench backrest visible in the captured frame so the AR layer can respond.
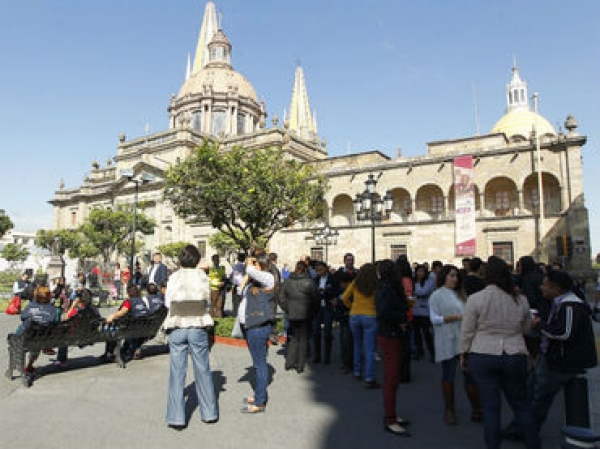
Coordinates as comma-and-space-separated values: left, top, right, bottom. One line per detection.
12, 307, 168, 352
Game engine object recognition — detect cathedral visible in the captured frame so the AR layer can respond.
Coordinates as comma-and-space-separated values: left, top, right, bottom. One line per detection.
50, 1, 591, 273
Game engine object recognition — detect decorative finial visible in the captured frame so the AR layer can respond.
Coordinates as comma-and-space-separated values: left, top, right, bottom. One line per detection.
106, 158, 112, 166
92, 160, 100, 170
119, 132, 126, 143
59, 179, 64, 189
272, 115, 279, 127
565, 115, 579, 135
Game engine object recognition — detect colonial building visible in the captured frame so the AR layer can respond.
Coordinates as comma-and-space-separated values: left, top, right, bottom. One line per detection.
50, 1, 591, 273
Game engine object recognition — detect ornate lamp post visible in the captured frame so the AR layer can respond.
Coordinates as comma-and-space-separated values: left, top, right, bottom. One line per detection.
353, 174, 394, 263
314, 225, 339, 265
121, 170, 154, 284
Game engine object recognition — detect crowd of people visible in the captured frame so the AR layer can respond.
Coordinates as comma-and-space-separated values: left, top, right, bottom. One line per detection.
10, 248, 599, 448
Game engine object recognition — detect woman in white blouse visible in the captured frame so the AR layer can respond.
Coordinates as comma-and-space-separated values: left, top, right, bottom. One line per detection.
429, 264, 481, 426
164, 245, 218, 430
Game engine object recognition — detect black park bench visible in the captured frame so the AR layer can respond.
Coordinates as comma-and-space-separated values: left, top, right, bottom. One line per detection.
5, 306, 168, 387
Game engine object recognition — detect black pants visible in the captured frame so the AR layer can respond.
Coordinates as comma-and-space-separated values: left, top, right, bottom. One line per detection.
286, 319, 311, 370
412, 315, 434, 356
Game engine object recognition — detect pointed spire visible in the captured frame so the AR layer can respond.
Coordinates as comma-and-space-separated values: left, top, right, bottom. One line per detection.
185, 52, 191, 80
505, 57, 529, 113
192, 1, 218, 74
288, 65, 317, 141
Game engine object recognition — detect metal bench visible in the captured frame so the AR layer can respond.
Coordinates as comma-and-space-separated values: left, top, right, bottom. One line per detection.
5, 306, 168, 387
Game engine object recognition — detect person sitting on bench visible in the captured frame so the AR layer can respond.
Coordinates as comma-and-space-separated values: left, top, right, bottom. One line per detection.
99, 285, 149, 363
16, 286, 57, 374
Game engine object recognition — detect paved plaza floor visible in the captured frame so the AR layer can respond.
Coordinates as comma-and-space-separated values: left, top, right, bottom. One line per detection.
1, 310, 598, 449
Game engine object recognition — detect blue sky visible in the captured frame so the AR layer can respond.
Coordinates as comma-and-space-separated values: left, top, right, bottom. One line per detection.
1, 1, 599, 255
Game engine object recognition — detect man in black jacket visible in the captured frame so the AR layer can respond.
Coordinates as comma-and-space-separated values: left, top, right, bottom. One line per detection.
279, 261, 319, 373
334, 253, 358, 374
531, 270, 598, 429
312, 261, 341, 364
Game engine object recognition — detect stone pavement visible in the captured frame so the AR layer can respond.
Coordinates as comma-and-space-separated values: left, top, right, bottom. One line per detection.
0, 310, 598, 449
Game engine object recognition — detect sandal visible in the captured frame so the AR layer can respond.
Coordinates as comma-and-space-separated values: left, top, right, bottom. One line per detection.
242, 397, 255, 405
241, 405, 266, 414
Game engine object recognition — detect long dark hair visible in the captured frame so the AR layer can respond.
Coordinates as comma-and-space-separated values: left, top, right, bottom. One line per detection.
414, 264, 429, 287
395, 255, 412, 278
354, 263, 377, 296
519, 255, 539, 277
485, 256, 517, 301
437, 264, 465, 300
378, 259, 406, 297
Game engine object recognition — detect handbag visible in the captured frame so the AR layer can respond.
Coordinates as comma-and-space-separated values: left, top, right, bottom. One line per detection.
231, 315, 244, 339
6, 295, 22, 315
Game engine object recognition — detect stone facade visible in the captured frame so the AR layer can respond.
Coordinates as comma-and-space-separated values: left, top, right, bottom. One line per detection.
49, 2, 591, 274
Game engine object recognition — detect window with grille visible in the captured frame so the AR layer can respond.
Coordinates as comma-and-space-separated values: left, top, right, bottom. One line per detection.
311, 247, 324, 262
431, 196, 443, 213
390, 244, 407, 261
495, 191, 510, 215
197, 241, 207, 259
492, 241, 514, 266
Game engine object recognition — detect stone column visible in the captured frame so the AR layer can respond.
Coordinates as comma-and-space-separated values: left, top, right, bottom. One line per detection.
443, 195, 449, 218
479, 192, 486, 216
517, 189, 525, 214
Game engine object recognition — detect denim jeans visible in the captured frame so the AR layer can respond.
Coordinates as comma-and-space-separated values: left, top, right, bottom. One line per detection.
531, 355, 576, 429
469, 353, 540, 449
246, 324, 272, 406
349, 315, 377, 381
441, 355, 476, 384
166, 327, 218, 425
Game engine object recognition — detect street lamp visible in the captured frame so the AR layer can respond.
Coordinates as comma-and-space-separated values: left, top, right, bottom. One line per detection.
353, 174, 393, 263
314, 225, 339, 265
121, 170, 154, 284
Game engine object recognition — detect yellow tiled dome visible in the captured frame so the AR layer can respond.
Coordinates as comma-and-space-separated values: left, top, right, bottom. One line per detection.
178, 67, 258, 102
491, 108, 556, 138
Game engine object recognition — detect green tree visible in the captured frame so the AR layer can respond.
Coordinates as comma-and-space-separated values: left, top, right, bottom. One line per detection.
35, 228, 78, 255
158, 241, 188, 266
1, 243, 29, 268
164, 142, 328, 253
209, 230, 266, 261
0, 209, 13, 238
36, 207, 155, 271
80, 207, 155, 268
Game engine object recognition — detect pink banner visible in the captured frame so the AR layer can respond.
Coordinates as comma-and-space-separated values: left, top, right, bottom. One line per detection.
454, 156, 476, 256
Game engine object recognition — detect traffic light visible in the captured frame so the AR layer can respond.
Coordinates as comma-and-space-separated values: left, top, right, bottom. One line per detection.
565, 235, 573, 258
556, 236, 564, 257
556, 235, 574, 259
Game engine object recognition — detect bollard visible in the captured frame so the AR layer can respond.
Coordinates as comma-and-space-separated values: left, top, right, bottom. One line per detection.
564, 376, 590, 428
561, 426, 600, 449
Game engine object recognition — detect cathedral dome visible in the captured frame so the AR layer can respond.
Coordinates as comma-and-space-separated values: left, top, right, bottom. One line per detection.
178, 66, 258, 102
491, 108, 556, 139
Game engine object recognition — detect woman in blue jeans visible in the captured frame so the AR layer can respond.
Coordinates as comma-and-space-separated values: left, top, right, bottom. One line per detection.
238, 252, 275, 414
342, 263, 379, 388
460, 256, 540, 449
164, 245, 218, 430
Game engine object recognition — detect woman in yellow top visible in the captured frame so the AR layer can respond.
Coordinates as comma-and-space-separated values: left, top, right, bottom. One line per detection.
342, 263, 379, 388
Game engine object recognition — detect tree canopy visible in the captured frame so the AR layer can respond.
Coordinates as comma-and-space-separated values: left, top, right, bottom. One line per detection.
158, 241, 188, 266
1, 243, 29, 267
36, 207, 155, 269
164, 142, 328, 253
0, 209, 13, 238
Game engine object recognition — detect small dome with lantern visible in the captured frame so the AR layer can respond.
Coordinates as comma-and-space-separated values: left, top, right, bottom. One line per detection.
491, 63, 556, 141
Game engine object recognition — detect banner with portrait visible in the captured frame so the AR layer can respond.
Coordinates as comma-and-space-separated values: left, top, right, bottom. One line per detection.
454, 156, 476, 256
